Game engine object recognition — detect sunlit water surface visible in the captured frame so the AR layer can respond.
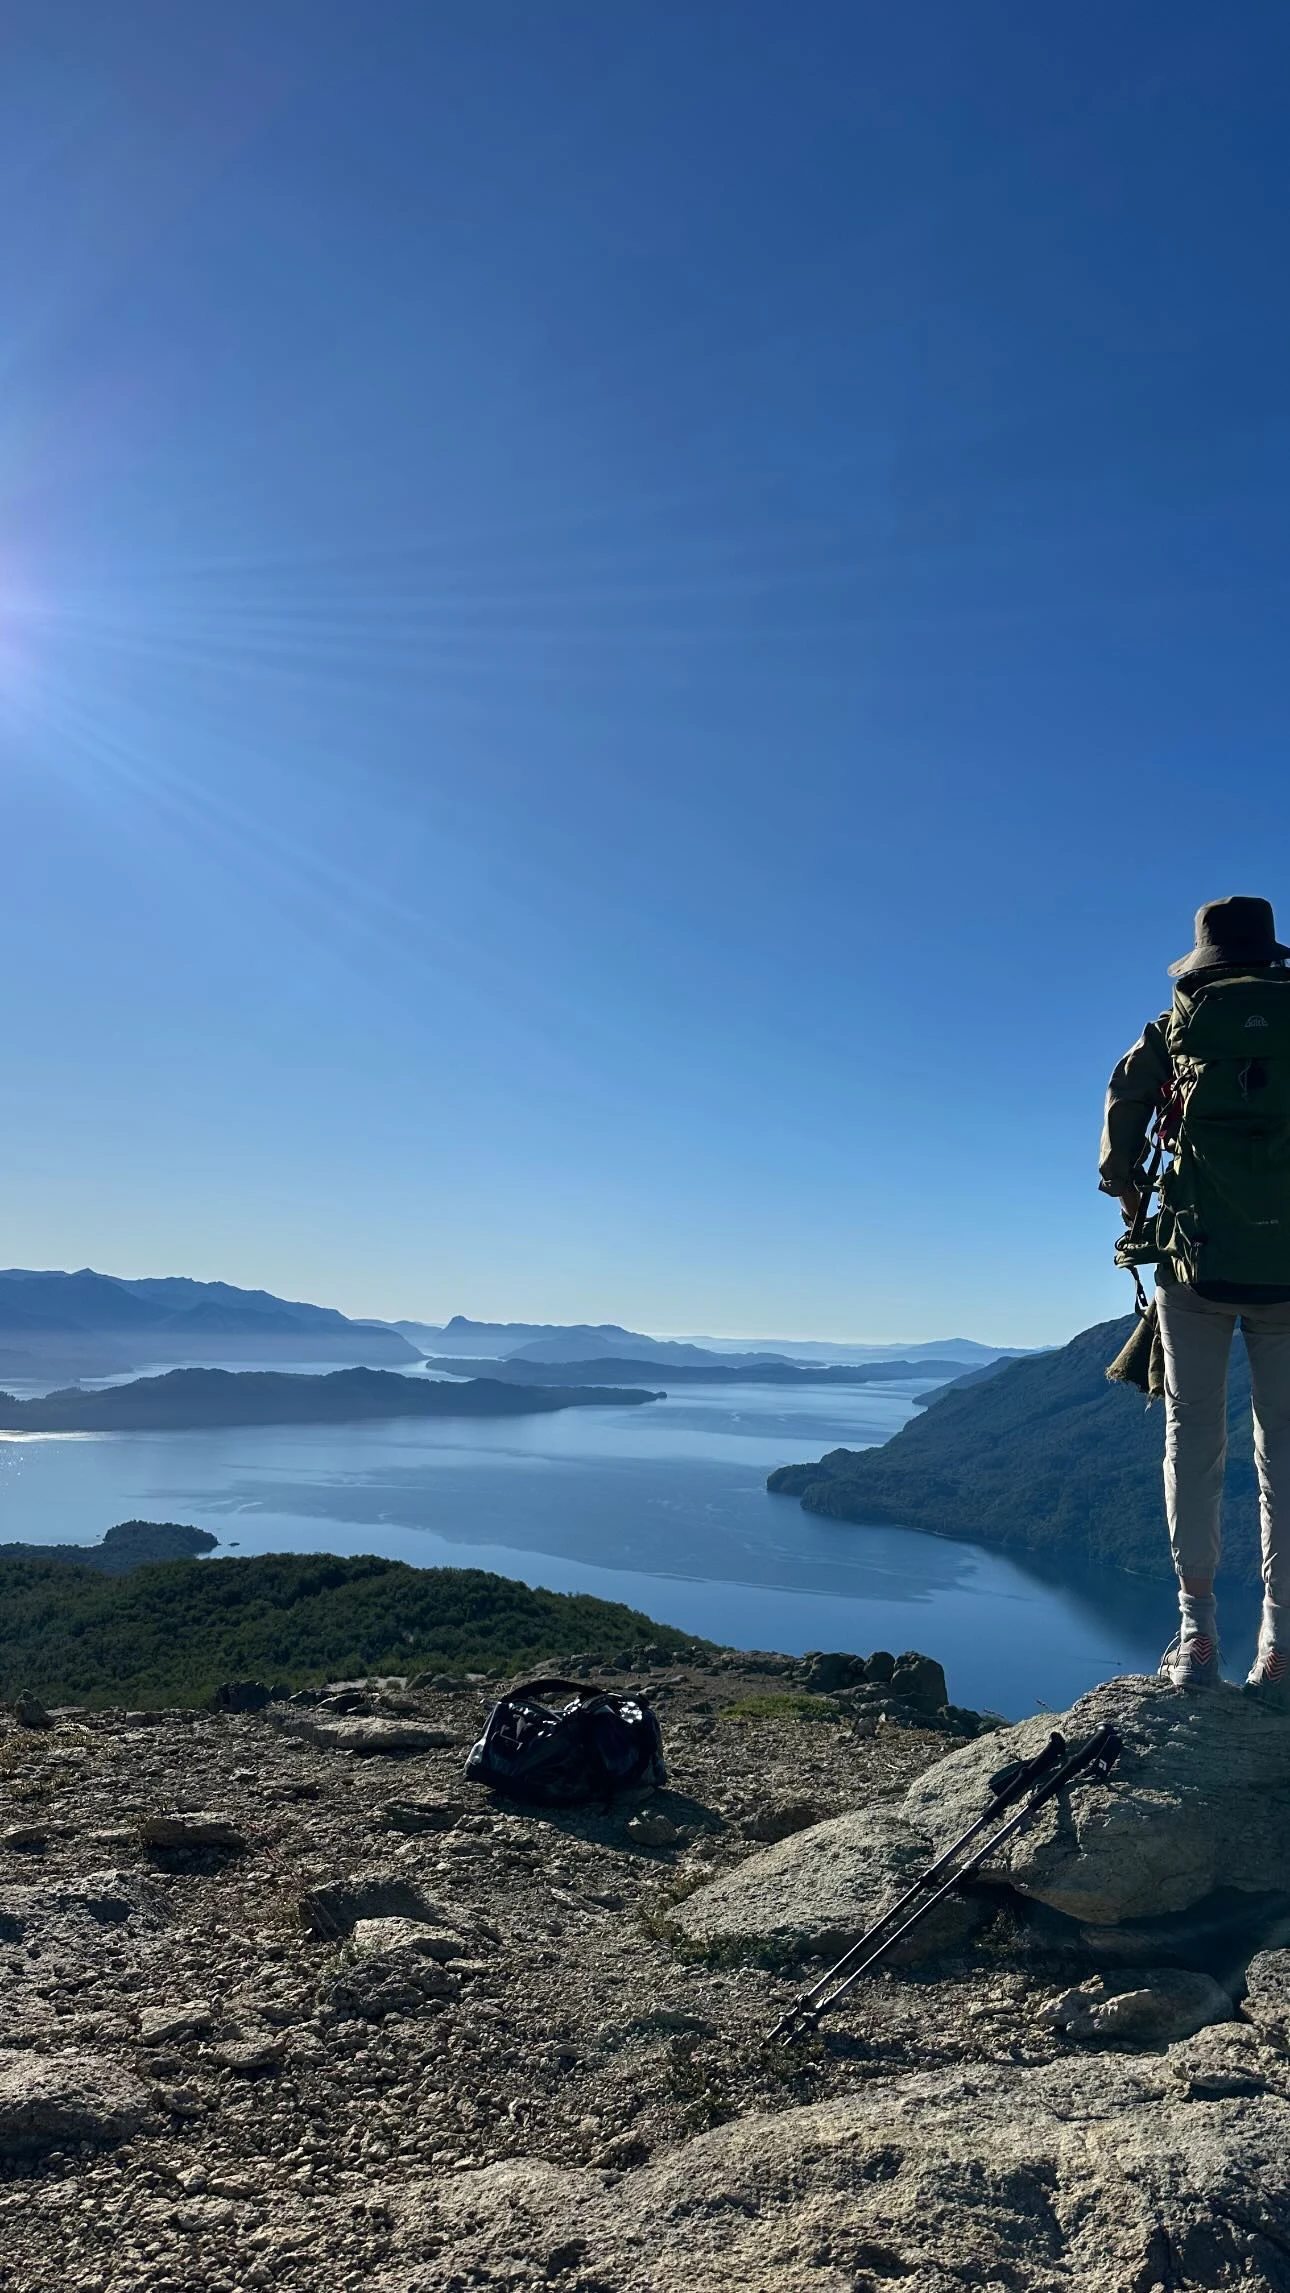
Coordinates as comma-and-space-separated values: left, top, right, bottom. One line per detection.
0, 1376, 1189, 1717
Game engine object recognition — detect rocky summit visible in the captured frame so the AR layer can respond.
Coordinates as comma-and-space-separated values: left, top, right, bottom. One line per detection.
4, 1659, 1290, 2289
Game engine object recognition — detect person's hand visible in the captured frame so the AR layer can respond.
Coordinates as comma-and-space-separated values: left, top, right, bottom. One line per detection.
1119, 1189, 1141, 1223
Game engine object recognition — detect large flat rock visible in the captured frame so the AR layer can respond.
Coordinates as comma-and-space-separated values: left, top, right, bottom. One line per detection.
0, 1873, 167, 1940
901, 1675, 1290, 1924
0, 2052, 150, 2154
385, 2050, 1290, 2292
669, 1805, 983, 1965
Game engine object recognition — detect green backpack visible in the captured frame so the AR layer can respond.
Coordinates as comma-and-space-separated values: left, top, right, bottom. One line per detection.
1158, 971, 1290, 1287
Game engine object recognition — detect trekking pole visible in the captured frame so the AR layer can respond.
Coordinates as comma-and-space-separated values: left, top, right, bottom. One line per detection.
766, 1730, 1068, 2045
767, 1724, 1123, 2046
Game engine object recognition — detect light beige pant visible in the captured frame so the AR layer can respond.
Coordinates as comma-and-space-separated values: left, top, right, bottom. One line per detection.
1156, 1279, 1290, 1600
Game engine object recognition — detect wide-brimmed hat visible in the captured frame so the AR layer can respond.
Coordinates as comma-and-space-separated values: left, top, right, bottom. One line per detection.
1168, 895, 1290, 977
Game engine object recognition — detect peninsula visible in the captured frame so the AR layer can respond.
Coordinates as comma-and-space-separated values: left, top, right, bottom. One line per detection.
424, 1353, 965, 1387
767, 1313, 1260, 1582
0, 1366, 661, 1434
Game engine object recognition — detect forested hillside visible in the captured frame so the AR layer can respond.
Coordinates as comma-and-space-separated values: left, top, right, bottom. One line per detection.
0, 1555, 708, 1707
769, 1315, 1261, 1580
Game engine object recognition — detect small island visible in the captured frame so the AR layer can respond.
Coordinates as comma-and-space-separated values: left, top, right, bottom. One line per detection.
0, 1366, 662, 1435
0, 1519, 219, 1572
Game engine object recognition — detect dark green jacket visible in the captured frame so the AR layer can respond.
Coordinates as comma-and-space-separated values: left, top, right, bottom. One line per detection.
1098, 1013, 1171, 1199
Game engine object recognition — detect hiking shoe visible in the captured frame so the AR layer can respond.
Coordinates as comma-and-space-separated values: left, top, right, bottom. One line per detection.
1158, 1632, 1220, 1689
1245, 1645, 1290, 1710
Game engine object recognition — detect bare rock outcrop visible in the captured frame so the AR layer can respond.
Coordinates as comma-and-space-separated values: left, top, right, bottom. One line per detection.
669, 1803, 984, 1964
394, 2051, 1290, 2292
903, 1674, 1290, 1924
12, 1655, 1290, 2291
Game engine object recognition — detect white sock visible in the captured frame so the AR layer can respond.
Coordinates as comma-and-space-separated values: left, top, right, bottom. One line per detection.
1260, 1598, 1288, 1653
1179, 1590, 1217, 1645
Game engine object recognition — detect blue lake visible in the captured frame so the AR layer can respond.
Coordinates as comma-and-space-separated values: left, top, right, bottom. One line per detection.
0, 1377, 1193, 1717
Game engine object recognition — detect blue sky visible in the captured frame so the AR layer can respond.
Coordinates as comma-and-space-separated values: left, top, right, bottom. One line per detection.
2, 2, 1289, 1346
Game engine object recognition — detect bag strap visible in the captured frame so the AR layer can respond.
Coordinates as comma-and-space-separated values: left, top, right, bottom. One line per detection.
506, 1677, 598, 1708
1118, 1076, 1182, 1315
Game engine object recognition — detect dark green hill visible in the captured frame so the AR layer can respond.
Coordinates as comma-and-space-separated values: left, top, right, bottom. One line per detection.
0, 1366, 659, 1432
428, 1354, 964, 1387
0, 1554, 711, 1707
768, 1314, 1260, 1581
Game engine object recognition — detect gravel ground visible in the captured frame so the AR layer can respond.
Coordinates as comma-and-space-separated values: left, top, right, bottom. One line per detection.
0, 1658, 1065, 2293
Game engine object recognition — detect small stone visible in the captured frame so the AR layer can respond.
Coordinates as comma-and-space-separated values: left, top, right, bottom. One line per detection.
594, 2133, 652, 2170
139, 1812, 248, 1851
351, 1918, 470, 1959
381, 1799, 467, 1834
1041, 1968, 1233, 2047
212, 2037, 285, 2075
626, 1813, 680, 1849
1, 1825, 48, 1852
138, 2002, 214, 2046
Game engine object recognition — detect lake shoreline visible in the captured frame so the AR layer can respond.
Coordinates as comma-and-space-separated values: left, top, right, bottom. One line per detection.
0, 1377, 1187, 1716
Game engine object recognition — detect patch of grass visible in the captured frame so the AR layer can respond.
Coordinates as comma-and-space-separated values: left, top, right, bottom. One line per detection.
658, 1921, 807, 1973
638, 1867, 711, 1945
748, 2036, 829, 2089
665, 2034, 735, 2130
722, 1691, 841, 1723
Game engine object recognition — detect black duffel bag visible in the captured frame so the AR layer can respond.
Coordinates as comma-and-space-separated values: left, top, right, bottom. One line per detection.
464, 1676, 667, 1805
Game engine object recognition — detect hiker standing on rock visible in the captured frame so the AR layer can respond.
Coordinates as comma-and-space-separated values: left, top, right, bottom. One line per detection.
1101, 896, 1290, 1702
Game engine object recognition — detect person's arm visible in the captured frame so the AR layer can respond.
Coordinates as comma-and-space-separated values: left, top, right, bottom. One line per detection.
1099, 1013, 1172, 1217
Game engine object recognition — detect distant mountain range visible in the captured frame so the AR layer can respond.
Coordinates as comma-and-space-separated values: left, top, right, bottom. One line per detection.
768, 1314, 1261, 1583
0, 1268, 418, 1379
0, 1270, 1026, 1391
677, 1335, 1029, 1368
392, 1317, 752, 1366
0, 1366, 660, 1433
396, 1314, 1024, 1370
